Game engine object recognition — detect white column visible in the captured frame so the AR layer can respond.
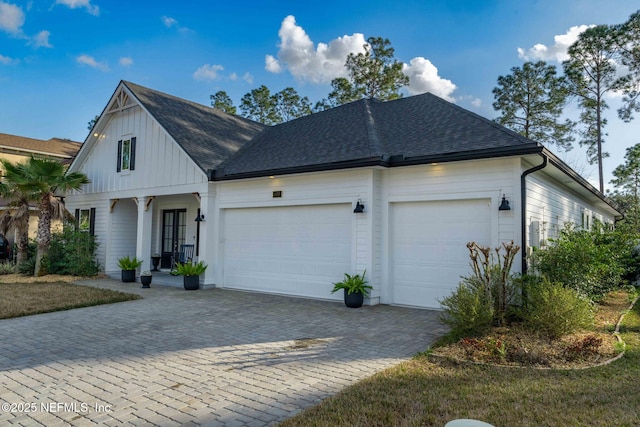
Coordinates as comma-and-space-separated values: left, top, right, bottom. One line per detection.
198, 192, 214, 287
136, 196, 153, 274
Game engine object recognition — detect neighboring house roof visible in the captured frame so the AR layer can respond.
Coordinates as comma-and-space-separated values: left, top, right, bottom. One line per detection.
0, 133, 82, 161
122, 81, 267, 173
214, 93, 543, 179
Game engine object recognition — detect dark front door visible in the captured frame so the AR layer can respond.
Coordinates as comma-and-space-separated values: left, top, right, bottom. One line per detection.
161, 209, 187, 268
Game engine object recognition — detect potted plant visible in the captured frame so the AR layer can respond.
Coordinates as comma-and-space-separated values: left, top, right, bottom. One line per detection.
117, 255, 143, 283
140, 270, 152, 288
174, 260, 207, 290
331, 270, 373, 308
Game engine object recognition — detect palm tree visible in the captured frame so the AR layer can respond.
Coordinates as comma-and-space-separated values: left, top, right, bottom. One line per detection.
0, 160, 38, 264
1, 158, 89, 275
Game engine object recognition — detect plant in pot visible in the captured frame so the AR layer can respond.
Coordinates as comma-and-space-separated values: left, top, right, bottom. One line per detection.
140, 270, 152, 288
331, 270, 372, 308
174, 260, 207, 290
117, 255, 143, 283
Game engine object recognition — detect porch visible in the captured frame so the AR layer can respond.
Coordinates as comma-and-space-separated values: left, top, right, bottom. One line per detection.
107, 270, 194, 288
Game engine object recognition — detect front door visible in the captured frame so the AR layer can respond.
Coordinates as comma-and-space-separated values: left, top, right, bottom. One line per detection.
161, 209, 187, 268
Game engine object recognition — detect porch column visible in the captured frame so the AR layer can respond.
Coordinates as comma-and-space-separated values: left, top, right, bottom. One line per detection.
198, 192, 213, 286
136, 196, 153, 274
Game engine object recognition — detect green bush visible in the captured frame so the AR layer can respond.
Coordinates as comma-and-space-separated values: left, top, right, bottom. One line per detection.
18, 258, 35, 275
0, 262, 15, 275
439, 276, 495, 337
523, 281, 595, 339
532, 223, 632, 299
46, 225, 100, 276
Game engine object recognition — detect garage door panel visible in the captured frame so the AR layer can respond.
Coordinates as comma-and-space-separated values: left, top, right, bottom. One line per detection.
223, 204, 351, 300
391, 199, 491, 308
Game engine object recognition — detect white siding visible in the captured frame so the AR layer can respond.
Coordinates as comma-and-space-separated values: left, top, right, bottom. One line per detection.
107, 199, 137, 272
74, 105, 206, 195
525, 171, 616, 249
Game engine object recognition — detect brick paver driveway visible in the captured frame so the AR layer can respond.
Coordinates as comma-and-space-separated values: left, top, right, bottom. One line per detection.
0, 279, 446, 426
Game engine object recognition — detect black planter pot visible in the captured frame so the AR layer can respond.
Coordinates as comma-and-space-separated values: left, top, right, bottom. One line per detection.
141, 275, 152, 288
183, 275, 200, 290
121, 269, 136, 283
344, 289, 364, 308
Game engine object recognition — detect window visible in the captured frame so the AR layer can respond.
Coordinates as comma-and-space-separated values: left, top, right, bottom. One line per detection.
75, 208, 96, 236
117, 137, 136, 172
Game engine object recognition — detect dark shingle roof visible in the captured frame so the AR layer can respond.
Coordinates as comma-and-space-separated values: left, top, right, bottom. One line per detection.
215, 93, 542, 179
0, 133, 82, 159
123, 81, 267, 173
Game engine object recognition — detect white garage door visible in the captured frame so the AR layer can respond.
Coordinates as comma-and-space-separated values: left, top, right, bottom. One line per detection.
391, 199, 491, 308
223, 204, 352, 299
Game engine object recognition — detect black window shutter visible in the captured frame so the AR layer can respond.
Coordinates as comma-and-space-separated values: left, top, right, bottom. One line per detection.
117, 140, 122, 172
89, 208, 96, 236
74, 209, 80, 232
130, 137, 136, 171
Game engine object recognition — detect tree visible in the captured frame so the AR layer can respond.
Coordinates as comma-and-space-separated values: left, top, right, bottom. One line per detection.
2, 158, 89, 275
0, 160, 37, 264
609, 143, 640, 232
327, 37, 409, 106
210, 91, 237, 115
616, 10, 640, 122
87, 115, 99, 132
239, 86, 312, 125
240, 85, 280, 125
563, 24, 623, 192
275, 87, 312, 122
492, 61, 575, 151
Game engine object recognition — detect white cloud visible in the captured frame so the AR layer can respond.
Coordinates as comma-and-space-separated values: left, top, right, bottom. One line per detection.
193, 64, 224, 81
76, 54, 108, 71
0, 1, 25, 35
229, 72, 238, 80
266, 15, 366, 83
403, 57, 457, 101
31, 30, 52, 48
55, 0, 99, 16
161, 16, 177, 28
517, 25, 594, 62
0, 53, 12, 63
243, 72, 253, 84
119, 56, 133, 67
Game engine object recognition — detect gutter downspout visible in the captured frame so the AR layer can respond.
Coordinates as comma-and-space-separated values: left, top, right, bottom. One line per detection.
521, 154, 548, 274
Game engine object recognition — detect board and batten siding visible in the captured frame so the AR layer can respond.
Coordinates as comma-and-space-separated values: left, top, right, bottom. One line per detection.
65, 197, 108, 272
525, 172, 615, 249
106, 198, 138, 272
76, 105, 207, 195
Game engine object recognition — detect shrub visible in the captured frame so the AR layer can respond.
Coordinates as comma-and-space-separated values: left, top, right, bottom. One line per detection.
46, 225, 101, 276
439, 276, 495, 337
0, 262, 15, 275
523, 281, 595, 339
18, 258, 35, 276
532, 223, 632, 299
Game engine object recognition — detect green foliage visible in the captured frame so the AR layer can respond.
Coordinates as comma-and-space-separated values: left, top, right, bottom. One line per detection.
117, 255, 143, 270
532, 223, 632, 298
609, 143, 640, 233
331, 270, 373, 296
522, 281, 595, 339
0, 262, 15, 275
492, 61, 574, 151
174, 260, 207, 276
616, 10, 640, 122
45, 225, 100, 276
239, 86, 311, 125
18, 258, 35, 275
210, 90, 237, 115
439, 276, 495, 337
324, 37, 409, 106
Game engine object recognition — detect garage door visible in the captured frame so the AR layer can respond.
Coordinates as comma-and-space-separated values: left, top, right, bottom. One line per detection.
391, 199, 491, 308
223, 204, 351, 299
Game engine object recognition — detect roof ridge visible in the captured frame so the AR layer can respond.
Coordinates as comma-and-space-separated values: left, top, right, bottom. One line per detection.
361, 99, 383, 157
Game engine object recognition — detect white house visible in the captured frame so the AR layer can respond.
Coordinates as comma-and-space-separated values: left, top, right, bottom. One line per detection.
65, 81, 622, 309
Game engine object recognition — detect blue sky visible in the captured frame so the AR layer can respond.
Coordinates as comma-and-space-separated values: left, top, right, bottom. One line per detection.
0, 0, 637, 189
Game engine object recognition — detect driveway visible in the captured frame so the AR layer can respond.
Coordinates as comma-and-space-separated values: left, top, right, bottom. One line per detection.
0, 279, 446, 426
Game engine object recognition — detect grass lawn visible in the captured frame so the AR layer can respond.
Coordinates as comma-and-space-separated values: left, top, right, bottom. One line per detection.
0, 280, 140, 319
281, 293, 640, 427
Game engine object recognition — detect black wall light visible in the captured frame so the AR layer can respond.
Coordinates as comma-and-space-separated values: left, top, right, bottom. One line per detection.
498, 194, 511, 211
194, 209, 204, 256
354, 199, 365, 213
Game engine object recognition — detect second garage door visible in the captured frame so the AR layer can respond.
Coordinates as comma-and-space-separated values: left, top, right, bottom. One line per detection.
391, 199, 492, 308
222, 204, 352, 299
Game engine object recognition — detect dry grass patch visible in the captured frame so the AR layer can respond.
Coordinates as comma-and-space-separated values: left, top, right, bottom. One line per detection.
281, 290, 640, 427
0, 280, 140, 319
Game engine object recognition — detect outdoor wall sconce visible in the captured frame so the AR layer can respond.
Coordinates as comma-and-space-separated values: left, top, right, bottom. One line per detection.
498, 194, 511, 211
194, 213, 205, 222
354, 199, 365, 213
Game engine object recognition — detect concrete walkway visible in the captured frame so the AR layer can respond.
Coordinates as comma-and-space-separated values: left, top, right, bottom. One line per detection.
0, 279, 446, 426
